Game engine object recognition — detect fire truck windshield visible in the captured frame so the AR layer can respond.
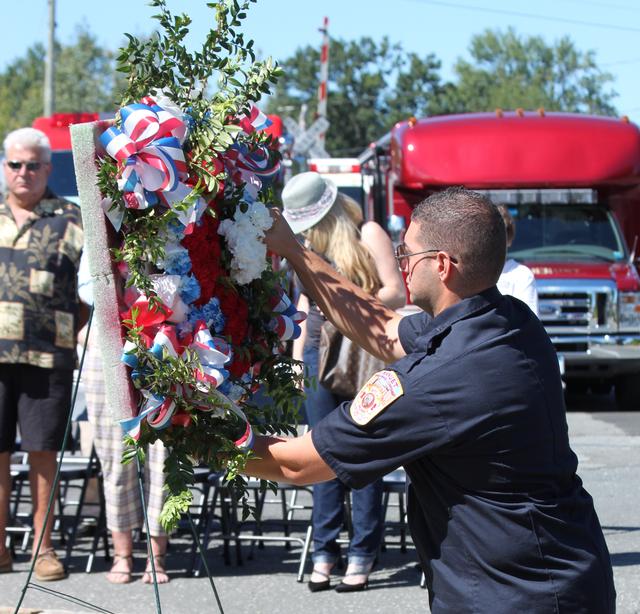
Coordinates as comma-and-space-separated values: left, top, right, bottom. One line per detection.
508, 203, 626, 262
48, 151, 78, 202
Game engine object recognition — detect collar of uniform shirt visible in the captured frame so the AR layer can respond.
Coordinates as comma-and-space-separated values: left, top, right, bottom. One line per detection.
421, 286, 502, 353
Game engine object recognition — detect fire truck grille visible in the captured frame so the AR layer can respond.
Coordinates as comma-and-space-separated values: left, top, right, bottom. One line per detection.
537, 289, 614, 328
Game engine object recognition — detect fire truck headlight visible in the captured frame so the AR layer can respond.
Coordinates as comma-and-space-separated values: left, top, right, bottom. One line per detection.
619, 292, 640, 328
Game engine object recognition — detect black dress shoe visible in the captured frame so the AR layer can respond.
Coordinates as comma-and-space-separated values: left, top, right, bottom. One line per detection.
308, 569, 331, 592
335, 579, 368, 592
335, 559, 374, 593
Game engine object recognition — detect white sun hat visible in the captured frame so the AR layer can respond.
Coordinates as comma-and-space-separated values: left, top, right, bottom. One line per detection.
281, 172, 338, 234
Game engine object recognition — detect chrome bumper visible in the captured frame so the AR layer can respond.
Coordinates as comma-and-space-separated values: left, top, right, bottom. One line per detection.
549, 334, 640, 377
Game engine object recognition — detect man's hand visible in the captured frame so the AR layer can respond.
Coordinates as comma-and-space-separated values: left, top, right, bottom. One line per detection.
265, 207, 301, 260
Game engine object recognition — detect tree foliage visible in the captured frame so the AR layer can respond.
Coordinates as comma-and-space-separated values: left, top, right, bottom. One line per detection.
0, 25, 126, 140
448, 28, 617, 115
267, 29, 617, 155
267, 37, 448, 155
0, 22, 619, 154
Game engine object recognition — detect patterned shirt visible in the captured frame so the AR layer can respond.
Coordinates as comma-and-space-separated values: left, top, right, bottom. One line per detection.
0, 190, 83, 370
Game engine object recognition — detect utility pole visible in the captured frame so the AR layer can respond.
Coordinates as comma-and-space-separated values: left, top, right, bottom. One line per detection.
43, 0, 56, 116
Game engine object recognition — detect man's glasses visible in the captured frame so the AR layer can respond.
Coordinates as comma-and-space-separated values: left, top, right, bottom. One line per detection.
394, 243, 458, 271
6, 160, 44, 172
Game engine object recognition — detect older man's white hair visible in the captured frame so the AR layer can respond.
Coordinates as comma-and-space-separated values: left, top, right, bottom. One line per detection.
3, 127, 52, 163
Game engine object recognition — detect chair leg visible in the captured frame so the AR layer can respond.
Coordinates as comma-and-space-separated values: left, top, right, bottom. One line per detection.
194, 487, 216, 577
188, 480, 213, 576
297, 524, 313, 583
63, 472, 90, 566
399, 491, 407, 553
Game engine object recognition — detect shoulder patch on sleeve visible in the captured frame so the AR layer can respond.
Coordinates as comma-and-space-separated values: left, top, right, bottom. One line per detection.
350, 370, 404, 426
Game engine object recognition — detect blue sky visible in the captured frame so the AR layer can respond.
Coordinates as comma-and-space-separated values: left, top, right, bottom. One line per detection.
2, 0, 639, 122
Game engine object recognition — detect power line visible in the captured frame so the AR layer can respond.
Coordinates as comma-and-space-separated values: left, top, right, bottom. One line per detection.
405, 0, 640, 33
602, 57, 640, 67
553, 0, 640, 12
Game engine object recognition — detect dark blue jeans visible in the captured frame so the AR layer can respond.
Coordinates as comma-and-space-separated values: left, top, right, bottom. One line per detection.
303, 344, 384, 567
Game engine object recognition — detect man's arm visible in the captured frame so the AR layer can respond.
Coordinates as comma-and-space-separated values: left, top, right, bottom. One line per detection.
244, 431, 335, 485
266, 209, 406, 363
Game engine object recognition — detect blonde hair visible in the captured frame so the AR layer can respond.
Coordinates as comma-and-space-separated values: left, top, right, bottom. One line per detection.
303, 193, 381, 295
496, 204, 515, 246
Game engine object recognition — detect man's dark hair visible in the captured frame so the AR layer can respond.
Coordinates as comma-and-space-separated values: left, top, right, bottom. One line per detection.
411, 187, 506, 291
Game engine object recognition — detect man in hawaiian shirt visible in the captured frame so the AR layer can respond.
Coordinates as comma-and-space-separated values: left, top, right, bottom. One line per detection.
0, 128, 83, 581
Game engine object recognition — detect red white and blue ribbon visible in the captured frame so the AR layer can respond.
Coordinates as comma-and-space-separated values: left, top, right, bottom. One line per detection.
119, 390, 176, 440
237, 103, 272, 133
190, 321, 231, 390
100, 102, 187, 194
268, 287, 306, 341
119, 319, 234, 439
100, 95, 205, 231
225, 143, 280, 181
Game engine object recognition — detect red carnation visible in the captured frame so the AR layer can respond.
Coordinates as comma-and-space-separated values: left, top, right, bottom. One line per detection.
182, 213, 223, 305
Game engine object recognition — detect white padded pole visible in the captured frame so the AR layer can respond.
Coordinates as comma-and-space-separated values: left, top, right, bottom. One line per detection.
70, 121, 137, 421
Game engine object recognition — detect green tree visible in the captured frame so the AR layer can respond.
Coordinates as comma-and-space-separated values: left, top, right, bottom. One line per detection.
449, 29, 617, 115
0, 25, 127, 140
267, 37, 450, 155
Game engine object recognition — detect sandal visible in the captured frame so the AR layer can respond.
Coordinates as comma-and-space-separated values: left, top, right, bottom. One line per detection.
142, 553, 170, 584
106, 554, 133, 585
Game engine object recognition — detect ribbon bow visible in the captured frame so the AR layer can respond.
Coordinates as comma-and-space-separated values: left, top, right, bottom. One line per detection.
100, 95, 205, 233
268, 287, 306, 341
100, 101, 187, 195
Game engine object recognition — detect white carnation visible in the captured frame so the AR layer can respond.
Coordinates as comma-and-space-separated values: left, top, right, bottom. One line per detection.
218, 202, 273, 285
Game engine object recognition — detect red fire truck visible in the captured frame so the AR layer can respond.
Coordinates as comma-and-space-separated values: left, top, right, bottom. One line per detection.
31, 113, 106, 201
362, 111, 640, 411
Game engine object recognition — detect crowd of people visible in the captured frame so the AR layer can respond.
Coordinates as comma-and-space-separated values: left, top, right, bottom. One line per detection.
0, 125, 615, 612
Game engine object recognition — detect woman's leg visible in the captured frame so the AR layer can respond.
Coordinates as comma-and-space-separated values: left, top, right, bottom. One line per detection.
106, 530, 133, 584
341, 478, 384, 586
142, 534, 169, 584
142, 441, 169, 584
303, 346, 345, 573
84, 338, 142, 535
85, 339, 140, 584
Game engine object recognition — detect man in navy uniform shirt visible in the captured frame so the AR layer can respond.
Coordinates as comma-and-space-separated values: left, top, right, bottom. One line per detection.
245, 187, 615, 612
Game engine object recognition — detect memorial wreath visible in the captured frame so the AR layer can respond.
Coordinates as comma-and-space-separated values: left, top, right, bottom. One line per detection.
94, 0, 305, 531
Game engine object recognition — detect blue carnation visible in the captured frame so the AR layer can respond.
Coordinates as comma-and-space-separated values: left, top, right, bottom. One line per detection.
179, 275, 201, 306
186, 297, 226, 334
165, 218, 185, 243
163, 248, 192, 276
202, 297, 226, 333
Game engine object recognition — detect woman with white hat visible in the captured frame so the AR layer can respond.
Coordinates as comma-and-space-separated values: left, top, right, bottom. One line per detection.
283, 172, 405, 592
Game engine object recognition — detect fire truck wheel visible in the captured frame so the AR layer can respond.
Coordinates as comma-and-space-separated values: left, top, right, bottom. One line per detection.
590, 381, 612, 395
614, 375, 640, 412
565, 380, 589, 396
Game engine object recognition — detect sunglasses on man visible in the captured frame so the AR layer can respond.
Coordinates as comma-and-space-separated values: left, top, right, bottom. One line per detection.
6, 160, 45, 172
394, 243, 458, 271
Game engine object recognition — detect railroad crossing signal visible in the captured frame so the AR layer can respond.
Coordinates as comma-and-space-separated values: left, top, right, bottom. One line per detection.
290, 116, 330, 157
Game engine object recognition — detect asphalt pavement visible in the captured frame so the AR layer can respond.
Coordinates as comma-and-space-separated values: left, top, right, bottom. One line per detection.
1, 399, 639, 614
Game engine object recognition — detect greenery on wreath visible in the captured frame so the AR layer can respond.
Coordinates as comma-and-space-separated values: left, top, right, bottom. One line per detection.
96, 0, 304, 531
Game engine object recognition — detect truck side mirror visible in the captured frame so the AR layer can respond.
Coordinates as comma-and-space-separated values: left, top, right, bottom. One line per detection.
387, 214, 406, 244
